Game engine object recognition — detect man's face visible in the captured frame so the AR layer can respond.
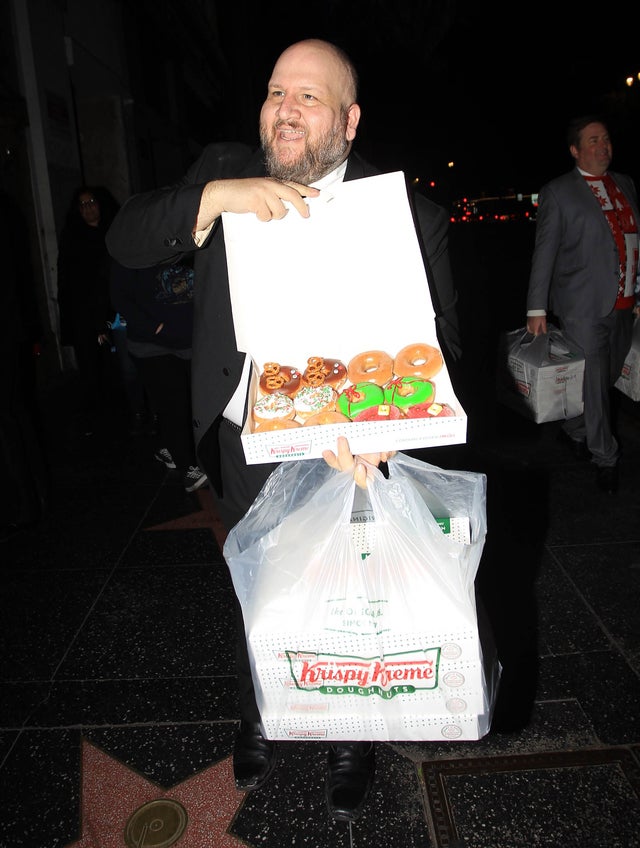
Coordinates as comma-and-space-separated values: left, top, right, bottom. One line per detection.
571, 122, 612, 176
259, 42, 360, 184
78, 193, 100, 227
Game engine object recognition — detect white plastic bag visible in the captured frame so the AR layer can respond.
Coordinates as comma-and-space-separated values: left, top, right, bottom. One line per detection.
615, 315, 640, 402
496, 324, 585, 423
223, 452, 500, 742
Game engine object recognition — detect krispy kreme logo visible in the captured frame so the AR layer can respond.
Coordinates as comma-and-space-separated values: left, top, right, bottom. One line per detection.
554, 372, 578, 384
266, 442, 311, 458
285, 648, 440, 699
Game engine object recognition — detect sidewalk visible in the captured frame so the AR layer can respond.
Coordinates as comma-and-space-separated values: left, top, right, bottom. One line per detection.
1, 374, 640, 847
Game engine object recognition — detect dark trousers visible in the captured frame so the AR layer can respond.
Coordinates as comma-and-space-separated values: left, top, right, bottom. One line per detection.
561, 308, 633, 467
111, 326, 147, 417
131, 353, 197, 476
198, 417, 278, 722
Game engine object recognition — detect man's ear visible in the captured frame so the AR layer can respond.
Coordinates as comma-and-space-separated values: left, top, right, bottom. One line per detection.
346, 103, 361, 141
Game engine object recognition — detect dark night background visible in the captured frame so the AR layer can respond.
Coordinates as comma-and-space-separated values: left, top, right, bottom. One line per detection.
212, 0, 640, 203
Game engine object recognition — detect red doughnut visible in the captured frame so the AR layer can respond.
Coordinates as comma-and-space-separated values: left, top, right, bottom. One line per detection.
404, 401, 456, 419
353, 403, 402, 422
259, 362, 301, 396
394, 343, 443, 380
347, 350, 394, 385
302, 356, 348, 390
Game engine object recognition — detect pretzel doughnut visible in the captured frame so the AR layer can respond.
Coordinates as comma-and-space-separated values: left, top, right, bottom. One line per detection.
384, 376, 435, 411
347, 350, 394, 385
336, 383, 385, 419
394, 343, 443, 380
252, 392, 295, 427
303, 410, 350, 427
302, 356, 348, 391
259, 362, 301, 396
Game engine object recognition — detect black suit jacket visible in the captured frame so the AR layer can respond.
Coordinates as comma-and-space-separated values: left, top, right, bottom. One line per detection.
106, 143, 461, 482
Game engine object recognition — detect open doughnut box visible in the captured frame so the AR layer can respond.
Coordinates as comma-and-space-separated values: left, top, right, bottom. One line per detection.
223, 171, 467, 465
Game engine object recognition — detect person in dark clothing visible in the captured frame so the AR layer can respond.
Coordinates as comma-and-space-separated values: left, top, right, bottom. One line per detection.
107, 39, 460, 822
525, 116, 640, 494
57, 185, 139, 435
109, 258, 208, 493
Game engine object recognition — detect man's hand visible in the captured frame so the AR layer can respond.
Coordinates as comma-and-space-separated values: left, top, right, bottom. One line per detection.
526, 315, 547, 336
196, 178, 321, 229
323, 435, 396, 489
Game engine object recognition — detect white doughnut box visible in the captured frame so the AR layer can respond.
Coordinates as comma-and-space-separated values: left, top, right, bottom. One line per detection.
223, 170, 468, 465
242, 517, 498, 742
248, 637, 497, 742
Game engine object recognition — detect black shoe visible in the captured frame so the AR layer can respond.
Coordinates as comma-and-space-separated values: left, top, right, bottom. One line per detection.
557, 429, 590, 460
326, 742, 375, 822
233, 721, 277, 791
596, 465, 618, 494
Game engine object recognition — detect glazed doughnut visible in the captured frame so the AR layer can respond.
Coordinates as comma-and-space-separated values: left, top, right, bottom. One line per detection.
303, 410, 350, 427
354, 403, 402, 422
259, 362, 301, 396
404, 401, 456, 419
394, 343, 443, 380
254, 418, 302, 432
302, 357, 348, 391
293, 385, 337, 421
336, 383, 385, 419
347, 350, 394, 385
384, 376, 435, 411
252, 392, 295, 426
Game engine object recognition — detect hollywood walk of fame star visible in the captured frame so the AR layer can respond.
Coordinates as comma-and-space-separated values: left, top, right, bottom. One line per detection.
66, 738, 247, 848
145, 487, 228, 550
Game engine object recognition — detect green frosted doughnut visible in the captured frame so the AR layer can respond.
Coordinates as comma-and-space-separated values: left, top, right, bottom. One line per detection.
384, 376, 435, 410
336, 383, 385, 419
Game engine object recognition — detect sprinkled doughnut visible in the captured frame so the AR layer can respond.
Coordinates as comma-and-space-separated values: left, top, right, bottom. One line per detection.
259, 362, 301, 396
293, 385, 337, 421
404, 401, 456, 419
303, 410, 350, 427
384, 376, 435, 411
252, 392, 295, 427
336, 383, 385, 419
354, 403, 403, 422
302, 356, 348, 391
394, 343, 443, 380
347, 350, 394, 385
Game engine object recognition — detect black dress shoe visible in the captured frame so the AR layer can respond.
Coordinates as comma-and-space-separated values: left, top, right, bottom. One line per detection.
557, 429, 590, 460
233, 721, 277, 791
326, 742, 375, 822
596, 465, 618, 494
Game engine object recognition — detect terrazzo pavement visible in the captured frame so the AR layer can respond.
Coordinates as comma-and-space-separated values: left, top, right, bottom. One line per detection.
2, 347, 640, 848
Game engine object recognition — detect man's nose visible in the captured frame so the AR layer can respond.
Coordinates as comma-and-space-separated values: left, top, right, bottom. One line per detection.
276, 94, 300, 120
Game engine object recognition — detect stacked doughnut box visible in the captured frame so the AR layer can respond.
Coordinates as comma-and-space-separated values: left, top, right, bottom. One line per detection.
249, 519, 497, 742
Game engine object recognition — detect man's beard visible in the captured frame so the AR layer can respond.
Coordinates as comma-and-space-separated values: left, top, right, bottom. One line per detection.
260, 116, 350, 183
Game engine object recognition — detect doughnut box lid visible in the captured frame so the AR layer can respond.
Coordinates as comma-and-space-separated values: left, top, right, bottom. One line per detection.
223, 170, 467, 464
